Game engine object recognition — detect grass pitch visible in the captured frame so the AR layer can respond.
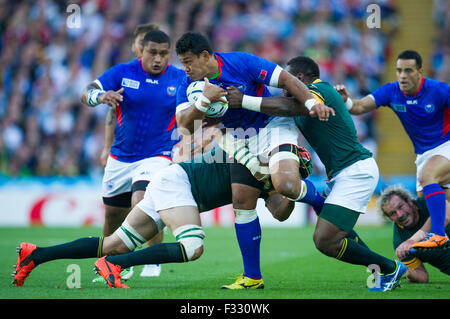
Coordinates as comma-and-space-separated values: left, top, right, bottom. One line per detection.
1, 225, 448, 301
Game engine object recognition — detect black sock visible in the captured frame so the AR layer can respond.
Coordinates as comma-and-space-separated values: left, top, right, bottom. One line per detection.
346, 230, 369, 248
106, 242, 187, 269
32, 237, 102, 265
337, 238, 396, 274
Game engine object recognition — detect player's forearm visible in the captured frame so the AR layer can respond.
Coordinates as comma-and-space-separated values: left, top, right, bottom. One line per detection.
279, 72, 315, 105
176, 107, 206, 134
406, 264, 429, 283
104, 108, 116, 149
259, 97, 309, 117
81, 82, 103, 106
346, 95, 377, 115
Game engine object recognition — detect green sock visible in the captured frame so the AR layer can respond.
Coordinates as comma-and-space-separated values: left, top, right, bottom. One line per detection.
33, 237, 103, 265
346, 230, 369, 248
106, 242, 187, 269
336, 238, 396, 274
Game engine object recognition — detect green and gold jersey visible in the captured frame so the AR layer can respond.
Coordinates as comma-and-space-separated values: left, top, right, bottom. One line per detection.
178, 148, 233, 213
178, 148, 274, 213
393, 198, 450, 275
294, 80, 372, 179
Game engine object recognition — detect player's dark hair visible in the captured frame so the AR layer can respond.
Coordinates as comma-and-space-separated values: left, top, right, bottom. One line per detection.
175, 32, 213, 56
397, 50, 422, 69
133, 23, 159, 38
286, 56, 320, 80
142, 30, 170, 47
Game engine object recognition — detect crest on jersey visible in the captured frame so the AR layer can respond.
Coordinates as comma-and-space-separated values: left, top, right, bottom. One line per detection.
424, 104, 435, 113
167, 85, 177, 96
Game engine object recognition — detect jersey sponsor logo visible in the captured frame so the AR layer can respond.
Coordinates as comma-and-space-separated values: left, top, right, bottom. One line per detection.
167, 85, 177, 96
146, 78, 159, 84
424, 103, 435, 113
390, 103, 407, 112
121, 78, 140, 89
406, 100, 418, 105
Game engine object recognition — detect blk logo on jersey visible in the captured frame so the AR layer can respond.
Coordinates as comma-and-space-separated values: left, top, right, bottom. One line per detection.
146, 78, 159, 84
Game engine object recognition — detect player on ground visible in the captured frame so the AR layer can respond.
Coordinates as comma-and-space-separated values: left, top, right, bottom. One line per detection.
335, 50, 450, 250
226, 56, 407, 292
81, 29, 186, 278
12, 148, 319, 289
377, 185, 450, 282
175, 32, 334, 289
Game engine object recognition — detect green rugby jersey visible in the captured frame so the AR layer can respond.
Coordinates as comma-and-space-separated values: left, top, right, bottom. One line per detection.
178, 148, 233, 213
393, 197, 450, 275
294, 79, 372, 179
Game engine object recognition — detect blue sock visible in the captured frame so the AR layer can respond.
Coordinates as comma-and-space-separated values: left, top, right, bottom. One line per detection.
423, 183, 447, 236
298, 179, 325, 214
234, 215, 262, 279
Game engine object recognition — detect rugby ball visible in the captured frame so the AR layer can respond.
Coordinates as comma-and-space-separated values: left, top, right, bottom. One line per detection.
186, 81, 228, 118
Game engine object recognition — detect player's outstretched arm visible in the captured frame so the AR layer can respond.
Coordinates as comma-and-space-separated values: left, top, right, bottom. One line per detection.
334, 84, 377, 115
81, 82, 124, 108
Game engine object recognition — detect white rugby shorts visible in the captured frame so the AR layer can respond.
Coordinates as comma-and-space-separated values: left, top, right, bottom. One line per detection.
137, 164, 197, 214
323, 157, 379, 213
218, 116, 300, 163
102, 155, 172, 198
415, 140, 450, 192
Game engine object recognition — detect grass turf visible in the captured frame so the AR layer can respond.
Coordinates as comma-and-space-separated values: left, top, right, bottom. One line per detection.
1, 225, 448, 301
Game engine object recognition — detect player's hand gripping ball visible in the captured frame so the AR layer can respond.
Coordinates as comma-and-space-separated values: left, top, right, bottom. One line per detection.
186, 81, 228, 118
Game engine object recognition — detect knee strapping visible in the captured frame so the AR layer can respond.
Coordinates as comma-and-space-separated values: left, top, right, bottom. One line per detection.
233, 209, 258, 224
173, 224, 205, 261
116, 220, 146, 251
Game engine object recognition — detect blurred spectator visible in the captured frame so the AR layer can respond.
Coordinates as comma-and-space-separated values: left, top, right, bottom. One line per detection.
0, 0, 408, 178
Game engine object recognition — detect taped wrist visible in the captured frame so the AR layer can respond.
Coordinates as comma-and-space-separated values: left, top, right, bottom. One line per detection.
86, 89, 105, 106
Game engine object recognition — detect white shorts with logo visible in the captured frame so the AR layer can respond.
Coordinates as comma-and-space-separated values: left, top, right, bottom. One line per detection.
218, 116, 300, 163
415, 140, 450, 192
137, 164, 197, 216
323, 157, 379, 213
102, 155, 172, 198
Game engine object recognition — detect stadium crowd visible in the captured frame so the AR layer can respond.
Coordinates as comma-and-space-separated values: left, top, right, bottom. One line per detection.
0, 0, 444, 178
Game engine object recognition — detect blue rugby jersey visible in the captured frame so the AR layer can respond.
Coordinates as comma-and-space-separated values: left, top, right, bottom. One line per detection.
177, 51, 279, 132
370, 77, 449, 154
96, 59, 186, 163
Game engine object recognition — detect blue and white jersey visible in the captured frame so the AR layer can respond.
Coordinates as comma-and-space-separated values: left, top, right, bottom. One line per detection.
370, 77, 449, 154
177, 51, 282, 132
96, 59, 186, 163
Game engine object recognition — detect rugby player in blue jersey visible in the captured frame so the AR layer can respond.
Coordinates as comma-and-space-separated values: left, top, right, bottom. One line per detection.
81, 30, 186, 278
335, 50, 450, 250
174, 32, 334, 289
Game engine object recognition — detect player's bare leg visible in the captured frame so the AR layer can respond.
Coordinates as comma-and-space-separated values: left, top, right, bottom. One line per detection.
412, 155, 450, 250
131, 189, 165, 276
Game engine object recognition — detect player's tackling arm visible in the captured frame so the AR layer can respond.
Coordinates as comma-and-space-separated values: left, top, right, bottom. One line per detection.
334, 84, 377, 115
226, 86, 313, 117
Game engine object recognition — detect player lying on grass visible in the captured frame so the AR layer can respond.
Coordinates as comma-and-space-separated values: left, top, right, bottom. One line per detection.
225, 55, 407, 292
377, 185, 450, 283
12, 147, 321, 289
